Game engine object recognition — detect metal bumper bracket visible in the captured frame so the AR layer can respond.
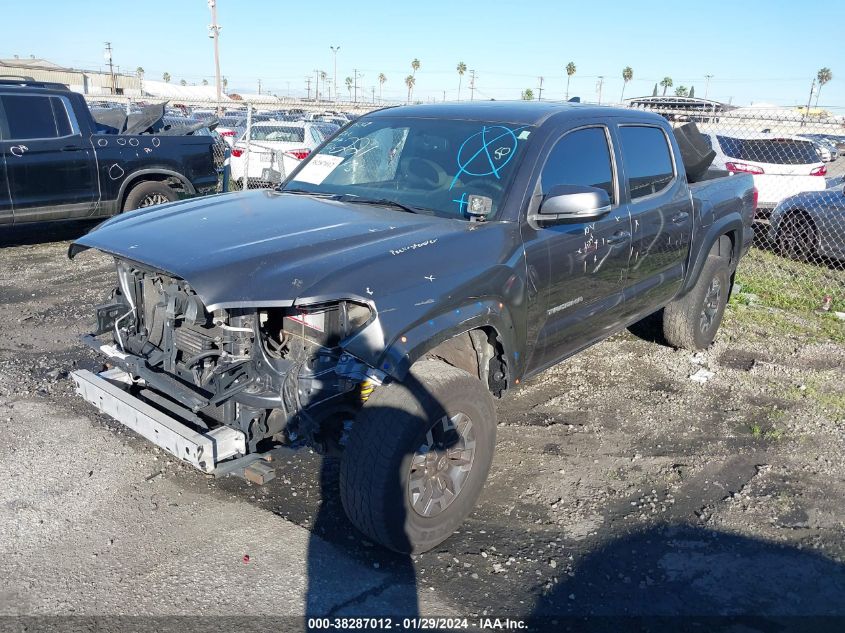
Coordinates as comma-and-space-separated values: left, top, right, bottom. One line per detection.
71, 369, 245, 474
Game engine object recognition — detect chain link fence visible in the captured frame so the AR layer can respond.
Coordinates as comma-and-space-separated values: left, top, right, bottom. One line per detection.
634, 103, 845, 314
84, 95, 845, 316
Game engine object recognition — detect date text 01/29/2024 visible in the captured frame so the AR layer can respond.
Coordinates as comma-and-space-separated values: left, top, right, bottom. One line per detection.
305, 617, 527, 630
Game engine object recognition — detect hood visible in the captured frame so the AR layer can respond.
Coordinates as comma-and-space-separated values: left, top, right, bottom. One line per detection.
71, 190, 510, 311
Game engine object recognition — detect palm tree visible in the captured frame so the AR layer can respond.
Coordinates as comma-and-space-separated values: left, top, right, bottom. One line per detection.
201, 79, 209, 86
674, 85, 688, 97
521, 88, 534, 101
179, 79, 187, 86
565, 61, 576, 99
405, 74, 416, 103
411, 58, 420, 76
652, 83, 658, 97
456, 61, 467, 100
136, 66, 144, 79
660, 76, 673, 96
621, 66, 633, 102
815, 67, 832, 108
162, 72, 171, 83
222, 77, 228, 93
320, 70, 328, 99
688, 85, 695, 98
345, 76, 353, 100
378, 73, 386, 102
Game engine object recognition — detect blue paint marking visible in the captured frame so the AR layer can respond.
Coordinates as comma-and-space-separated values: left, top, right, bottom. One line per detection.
452, 192, 469, 214
449, 125, 526, 190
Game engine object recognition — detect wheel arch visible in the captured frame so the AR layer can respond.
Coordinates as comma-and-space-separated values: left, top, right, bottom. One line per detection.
118, 169, 196, 211
373, 301, 516, 395
681, 216, 744, 297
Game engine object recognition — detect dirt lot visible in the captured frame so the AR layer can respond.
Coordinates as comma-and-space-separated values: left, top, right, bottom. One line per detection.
1, 222, 844, 631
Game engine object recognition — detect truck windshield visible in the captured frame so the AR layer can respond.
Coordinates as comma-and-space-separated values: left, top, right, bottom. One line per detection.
283, 117, 534, 219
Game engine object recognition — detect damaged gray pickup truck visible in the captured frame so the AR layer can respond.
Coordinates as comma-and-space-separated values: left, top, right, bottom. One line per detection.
69, 102, 755, 553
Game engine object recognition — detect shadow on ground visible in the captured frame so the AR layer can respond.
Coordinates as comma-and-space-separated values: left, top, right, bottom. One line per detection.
529, 523, 845, 632
0, 220, 98, 247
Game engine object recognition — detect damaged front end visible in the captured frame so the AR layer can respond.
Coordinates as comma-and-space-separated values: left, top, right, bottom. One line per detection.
72, 258, 384, 475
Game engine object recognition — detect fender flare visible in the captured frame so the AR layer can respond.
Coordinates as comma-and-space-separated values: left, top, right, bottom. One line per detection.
352, 299, 516, 384
681, 214, 745, 296
117, 168, 196, 209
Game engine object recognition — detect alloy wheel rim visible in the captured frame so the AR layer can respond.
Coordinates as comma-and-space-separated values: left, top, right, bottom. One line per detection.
408, 412, 477, 518
700, 276, 722, 334
139, 193, 170, 207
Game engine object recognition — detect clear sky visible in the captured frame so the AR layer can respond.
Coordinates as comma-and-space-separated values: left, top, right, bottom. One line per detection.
3, 0, 842, 108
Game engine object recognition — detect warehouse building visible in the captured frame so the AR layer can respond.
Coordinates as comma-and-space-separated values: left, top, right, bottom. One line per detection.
0, 57, 140, 95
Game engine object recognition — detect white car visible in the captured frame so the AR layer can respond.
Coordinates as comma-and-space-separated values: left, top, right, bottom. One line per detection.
701, 132, 827, 211
229, 122, 338, 187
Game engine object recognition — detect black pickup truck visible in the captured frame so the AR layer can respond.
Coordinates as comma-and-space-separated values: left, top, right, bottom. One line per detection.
69, 102, 755, 553
0, 79, 218, 226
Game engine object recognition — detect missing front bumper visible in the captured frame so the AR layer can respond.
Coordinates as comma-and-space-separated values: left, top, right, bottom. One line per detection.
71, 369, 245, 474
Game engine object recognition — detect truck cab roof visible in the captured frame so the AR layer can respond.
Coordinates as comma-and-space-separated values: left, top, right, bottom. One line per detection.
368, 101, 668, 127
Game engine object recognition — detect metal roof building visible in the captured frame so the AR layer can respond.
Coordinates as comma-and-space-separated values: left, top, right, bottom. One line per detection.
0, 57, 141, 96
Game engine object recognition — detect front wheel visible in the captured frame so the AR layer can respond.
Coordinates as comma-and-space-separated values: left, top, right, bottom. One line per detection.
662, 253, 730, 350
339, 360, 497, 553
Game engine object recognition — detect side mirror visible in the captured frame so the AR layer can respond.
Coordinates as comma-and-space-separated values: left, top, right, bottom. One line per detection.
533, 184, 611, 222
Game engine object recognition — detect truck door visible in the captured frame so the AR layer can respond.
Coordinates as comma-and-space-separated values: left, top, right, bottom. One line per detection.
0, 92, 97, 222
615, 124, 693, 319
0, 152, 10, 226
522, 125, 633, 372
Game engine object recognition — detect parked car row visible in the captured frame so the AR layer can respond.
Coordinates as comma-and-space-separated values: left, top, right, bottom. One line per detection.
229, 121, 341, 188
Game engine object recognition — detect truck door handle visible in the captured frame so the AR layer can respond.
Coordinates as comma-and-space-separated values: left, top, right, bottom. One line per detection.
61, 145, 81, 152
606, 231, 630, 245
671, 211, 690, 224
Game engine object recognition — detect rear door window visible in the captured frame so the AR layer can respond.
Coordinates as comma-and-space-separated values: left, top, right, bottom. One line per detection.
1, 94, 72, 139
716, 136, 819, 164
619, 126, 675, 200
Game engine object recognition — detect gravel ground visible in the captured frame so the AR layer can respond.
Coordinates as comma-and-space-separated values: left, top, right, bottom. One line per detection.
1, 221, 844, 631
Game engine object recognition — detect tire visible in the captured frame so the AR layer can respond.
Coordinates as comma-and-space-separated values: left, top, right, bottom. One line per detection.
122, 181, 178, 212
340, 360, 496, 553
777, 212, 816, 262
663, 253, 730, 350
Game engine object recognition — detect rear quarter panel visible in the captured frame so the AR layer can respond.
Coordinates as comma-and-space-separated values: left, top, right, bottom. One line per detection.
92, 134, 217, 211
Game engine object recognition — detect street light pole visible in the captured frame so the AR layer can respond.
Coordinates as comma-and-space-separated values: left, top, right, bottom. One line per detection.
208, 0, 223, 109
104, 42, 115, 95
330, 46, 340, 104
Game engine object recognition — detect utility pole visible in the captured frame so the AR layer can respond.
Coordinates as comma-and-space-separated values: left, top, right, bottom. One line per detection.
537, 76, 544, 101
305, 76, 312, 100
104, 42, 115, 95
469, 69, 476, 101
313, 69, 320, 101
596, 76, 604, 104
443, 90, 446, 102
704, 74, 713, 100
353, 69, 363, 103
258, 78, 262, 95
330, 46, 340, 104
803, 78, 816, 127
208, 0, 223, 109
371, 86, 375, 103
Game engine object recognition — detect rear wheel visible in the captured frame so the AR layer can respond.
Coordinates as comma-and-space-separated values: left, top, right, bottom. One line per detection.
663, 252, 730, 350
339, 360, 496, 553
123, 181, 178, 212
778, 212, 816, 262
